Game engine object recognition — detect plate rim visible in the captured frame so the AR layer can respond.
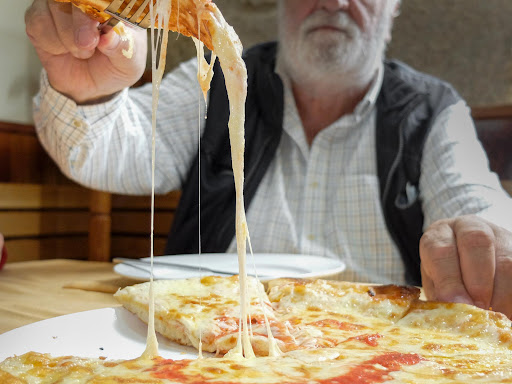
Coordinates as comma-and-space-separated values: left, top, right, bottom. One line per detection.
114, 253, 346, 281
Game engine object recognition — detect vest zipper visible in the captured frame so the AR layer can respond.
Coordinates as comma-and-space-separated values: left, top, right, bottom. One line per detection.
381, 94, 424, 204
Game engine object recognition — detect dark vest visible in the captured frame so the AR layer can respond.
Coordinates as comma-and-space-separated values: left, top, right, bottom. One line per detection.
165, 42, 460, 285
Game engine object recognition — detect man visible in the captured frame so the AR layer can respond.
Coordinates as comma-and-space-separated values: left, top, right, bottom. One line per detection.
25, 0, 512, 318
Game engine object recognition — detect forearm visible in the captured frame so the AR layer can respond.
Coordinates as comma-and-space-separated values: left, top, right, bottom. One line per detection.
34, 60, 204, 195
34, 70, 153, 194
420, 101, 512, 231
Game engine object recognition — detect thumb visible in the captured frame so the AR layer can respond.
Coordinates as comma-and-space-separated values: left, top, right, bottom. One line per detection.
97, 25, 138, 62
72, 5, 100, 59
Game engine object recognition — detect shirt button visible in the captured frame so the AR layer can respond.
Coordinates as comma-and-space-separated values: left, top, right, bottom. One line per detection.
307, 234, 316, 241
73, 119, 82, 128
310, 182, 319, 188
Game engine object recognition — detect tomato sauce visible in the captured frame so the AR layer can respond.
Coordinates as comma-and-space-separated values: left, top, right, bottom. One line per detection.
345, 333, 383, 347
318, 352, 423, 384
149, 352, 423, 384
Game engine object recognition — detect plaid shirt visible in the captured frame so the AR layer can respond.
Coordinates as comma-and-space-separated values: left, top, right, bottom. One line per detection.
34, 58, 512, 284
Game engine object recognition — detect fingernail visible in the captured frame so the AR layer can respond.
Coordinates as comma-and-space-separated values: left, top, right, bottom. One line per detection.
452, 296, 473, 305
76, 26, 98, 48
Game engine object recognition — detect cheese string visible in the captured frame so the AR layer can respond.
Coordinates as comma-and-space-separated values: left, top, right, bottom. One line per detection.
142, 0, 172, 359
197, 11, 203, 359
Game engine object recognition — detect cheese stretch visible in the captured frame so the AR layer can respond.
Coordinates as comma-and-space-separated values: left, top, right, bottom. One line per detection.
146, 0, 278, 360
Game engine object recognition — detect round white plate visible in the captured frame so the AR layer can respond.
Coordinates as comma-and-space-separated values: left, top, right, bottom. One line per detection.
0, 307, 201, 362
114, 253, 346, 281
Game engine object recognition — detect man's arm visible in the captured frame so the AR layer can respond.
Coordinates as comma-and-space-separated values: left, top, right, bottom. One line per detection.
26, 0, 209, 195
34, 59, 206, 194
418, 101, 512, 318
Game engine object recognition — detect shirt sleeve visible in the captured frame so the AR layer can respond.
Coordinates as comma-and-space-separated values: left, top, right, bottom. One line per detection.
34, 57, 206, 195
420, 100, 512, 232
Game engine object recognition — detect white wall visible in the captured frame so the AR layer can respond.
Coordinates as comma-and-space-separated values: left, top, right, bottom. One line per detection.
0, 0, 42, 124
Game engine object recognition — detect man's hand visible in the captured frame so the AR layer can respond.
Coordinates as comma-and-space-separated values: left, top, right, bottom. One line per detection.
420, 215, 512, 319
25, 0, 147, 104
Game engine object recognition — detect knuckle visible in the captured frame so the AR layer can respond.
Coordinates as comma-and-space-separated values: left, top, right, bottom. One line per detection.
496, 254, 512, 275
420, 232, 455, 260
458, 229, 495, 250
467, 282, 492, 300
435, 274, 462, 290
25, 11, 47, 40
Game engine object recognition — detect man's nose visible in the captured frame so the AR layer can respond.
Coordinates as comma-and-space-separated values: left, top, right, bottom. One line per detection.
317, 0, 350, 12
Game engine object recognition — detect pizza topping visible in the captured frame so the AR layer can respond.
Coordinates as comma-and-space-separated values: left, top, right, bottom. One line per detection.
307, 319, 367, 331
345, 333, 383, 347
318, 353, 424, 384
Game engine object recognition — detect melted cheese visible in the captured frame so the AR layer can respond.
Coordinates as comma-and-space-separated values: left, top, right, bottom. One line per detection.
4, 346, 512, 383
114, 23, 135, 59
114, 276, 292, 356
144, 0, 176, 360
193, 37, 216, 101
143, 0, 275, 362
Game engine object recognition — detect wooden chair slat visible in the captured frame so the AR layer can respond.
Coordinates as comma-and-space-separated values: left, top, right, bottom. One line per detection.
0, 211, 89, 237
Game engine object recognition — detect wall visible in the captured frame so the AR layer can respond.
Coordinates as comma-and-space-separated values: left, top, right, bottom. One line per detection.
162, 0, 277, 72
388, 0, 512, 108
0, 0, 42, 124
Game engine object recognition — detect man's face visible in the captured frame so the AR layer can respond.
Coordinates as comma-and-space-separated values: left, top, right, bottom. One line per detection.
278, 0, 398, 88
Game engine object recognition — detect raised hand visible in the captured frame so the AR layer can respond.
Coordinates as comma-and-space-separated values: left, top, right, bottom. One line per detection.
25, 0, 147, 104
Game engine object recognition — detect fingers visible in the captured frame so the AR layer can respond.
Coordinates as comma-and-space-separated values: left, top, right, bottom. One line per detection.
47, 0, 100, 59
26, 0, 100, 59
95, 25, 148, 82
453, 217, 496, 310
490, 227, 512, 318
420, 220, 473, 304
421, 216, 512, 318
97, 25, 147, 63
25, 0, 66, 56
72, 4, 100, 56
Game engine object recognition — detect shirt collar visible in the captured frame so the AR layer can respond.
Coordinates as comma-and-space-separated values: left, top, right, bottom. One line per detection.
353, 63, 383, 118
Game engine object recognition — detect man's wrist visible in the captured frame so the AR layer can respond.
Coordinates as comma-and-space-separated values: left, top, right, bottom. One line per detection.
75, 92, 122, 106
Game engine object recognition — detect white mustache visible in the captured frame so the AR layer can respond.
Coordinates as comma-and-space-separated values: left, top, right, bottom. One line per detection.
301, 11, 359, 36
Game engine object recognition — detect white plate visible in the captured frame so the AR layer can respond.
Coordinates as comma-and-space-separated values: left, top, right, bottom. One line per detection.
114, 253, 346, 281
0, 307, 202, 362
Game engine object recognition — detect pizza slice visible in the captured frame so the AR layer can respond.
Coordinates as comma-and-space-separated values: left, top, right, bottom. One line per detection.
267, 278, 421, 349
55, 0, 216, 50
114, 276, 298, 356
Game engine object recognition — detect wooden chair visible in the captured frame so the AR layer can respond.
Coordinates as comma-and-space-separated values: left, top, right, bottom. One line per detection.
0, 183, 181, 263
0, 183, 91, 261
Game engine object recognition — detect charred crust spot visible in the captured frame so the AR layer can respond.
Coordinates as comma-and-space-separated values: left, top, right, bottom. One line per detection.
371, 285, 421, 300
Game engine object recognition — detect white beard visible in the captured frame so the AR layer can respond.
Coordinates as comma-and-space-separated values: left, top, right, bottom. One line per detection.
278, 9, 392, 93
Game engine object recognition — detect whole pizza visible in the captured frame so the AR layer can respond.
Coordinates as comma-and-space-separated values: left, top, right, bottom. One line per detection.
1, 276, 511, 383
